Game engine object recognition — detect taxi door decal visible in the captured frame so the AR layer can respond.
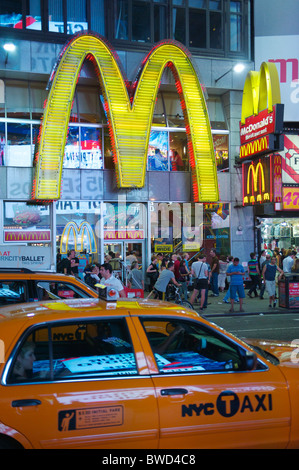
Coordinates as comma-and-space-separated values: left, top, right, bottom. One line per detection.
58, 406, 124, 431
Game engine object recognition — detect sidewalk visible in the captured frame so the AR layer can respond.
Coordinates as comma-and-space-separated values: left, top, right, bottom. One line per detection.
192, 290, 298, 317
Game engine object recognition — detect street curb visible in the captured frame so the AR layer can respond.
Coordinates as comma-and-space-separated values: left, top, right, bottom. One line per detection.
202, 308, 299, 318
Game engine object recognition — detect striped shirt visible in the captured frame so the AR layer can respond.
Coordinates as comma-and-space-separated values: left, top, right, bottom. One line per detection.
248, 259, 259, 276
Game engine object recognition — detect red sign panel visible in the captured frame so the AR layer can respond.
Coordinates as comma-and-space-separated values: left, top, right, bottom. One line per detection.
242, 154, 282, 206
239, 104, 284, 146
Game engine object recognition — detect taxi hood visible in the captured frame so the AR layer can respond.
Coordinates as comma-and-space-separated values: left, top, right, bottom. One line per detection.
245, 338, 298, 364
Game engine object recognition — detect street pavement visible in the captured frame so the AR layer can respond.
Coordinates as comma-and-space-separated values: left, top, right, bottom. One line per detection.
193, 290, 299, 317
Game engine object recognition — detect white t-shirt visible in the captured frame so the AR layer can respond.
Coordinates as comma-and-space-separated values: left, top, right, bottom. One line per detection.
192, 261, 208, 279
100, 275, 124, 297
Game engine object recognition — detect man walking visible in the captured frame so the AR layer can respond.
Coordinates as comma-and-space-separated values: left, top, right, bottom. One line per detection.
247, 252, 260, 298
210, 249, 219, 296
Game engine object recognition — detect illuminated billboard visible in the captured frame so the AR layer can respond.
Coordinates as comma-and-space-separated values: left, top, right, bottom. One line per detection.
32, 32, 219, 203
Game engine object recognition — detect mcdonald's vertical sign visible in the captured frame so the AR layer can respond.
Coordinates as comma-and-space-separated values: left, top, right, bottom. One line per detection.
31, 32, 219, 203
239, 62, 284, 160
240, 62, 284, 205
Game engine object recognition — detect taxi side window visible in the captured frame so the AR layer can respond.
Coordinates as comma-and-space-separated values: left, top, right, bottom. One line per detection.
35, 281, 91, 300
7, 328, 51, 384
0, 281, 27, 305
7, 319, 137, 384
141, 318, 254, 374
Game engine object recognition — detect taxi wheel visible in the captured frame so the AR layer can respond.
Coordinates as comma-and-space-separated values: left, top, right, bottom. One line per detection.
0, 435, 23, 449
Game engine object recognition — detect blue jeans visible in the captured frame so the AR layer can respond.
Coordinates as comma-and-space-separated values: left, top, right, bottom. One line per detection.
223, 285, 239, 302
211, 272, 219, 295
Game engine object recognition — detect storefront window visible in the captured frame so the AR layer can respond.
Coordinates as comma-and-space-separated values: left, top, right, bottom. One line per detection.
30, 82, 48, 120
213, 133, 229, 171
169, 131, 189, 171
150, 202, 230, 258
115, 0, 129, 40
76, 86, 104, 124
203, 203, 230, 255
90, 0, 105, 36
189, 6, 206, 48
56, 201, 100, 265
66, 0, 88, 34
3, 201, 51, 244
173, 5, 186, 44
63, 126, 80, 169
26, 0, 42, 30
132, 1, 151, 42
150, 202, 204, 255
104, 128, 115, 169
80, 127, 103, 169
6, 81, 30, 119
260, 218, 299, 253
48, 0, 64, 32
0, 2, 22, 28
230, 0, 242, 52
6, 123, 31, 167
147, 130, 168, 171
0, 122, 5, 166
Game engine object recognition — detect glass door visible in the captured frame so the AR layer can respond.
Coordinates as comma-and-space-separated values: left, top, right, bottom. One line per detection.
103, 241, 145, 287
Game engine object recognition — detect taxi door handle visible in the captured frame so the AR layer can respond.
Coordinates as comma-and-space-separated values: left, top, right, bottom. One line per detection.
12, 399, 42, 407
161, 388, 188, 396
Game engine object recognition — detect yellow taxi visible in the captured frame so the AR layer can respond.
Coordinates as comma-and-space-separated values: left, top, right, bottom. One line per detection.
0, 268, 98, 306
0, 296, 298, 449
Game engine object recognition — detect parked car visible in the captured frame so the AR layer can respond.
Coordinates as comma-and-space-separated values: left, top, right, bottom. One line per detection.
0, 268, 98, 306
0, 296, 298, 449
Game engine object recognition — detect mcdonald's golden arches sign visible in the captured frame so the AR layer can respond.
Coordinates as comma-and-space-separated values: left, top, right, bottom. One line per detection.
239, 62, 284, 160
242, 155, 282, 206
31, 32, 219, 203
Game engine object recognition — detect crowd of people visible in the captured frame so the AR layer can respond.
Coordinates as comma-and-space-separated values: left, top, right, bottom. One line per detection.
57, 246, 299, 310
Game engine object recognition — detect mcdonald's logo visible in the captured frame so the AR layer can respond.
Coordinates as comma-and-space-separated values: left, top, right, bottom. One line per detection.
239, 136, 269, 159
4, 230, 51, 242
242, 157, 272, 205
60, 221, 97, 254
241, 62, 281, 125
31, 32, 218, 203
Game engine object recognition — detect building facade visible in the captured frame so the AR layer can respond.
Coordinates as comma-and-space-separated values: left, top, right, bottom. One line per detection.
0, 0, 254, 278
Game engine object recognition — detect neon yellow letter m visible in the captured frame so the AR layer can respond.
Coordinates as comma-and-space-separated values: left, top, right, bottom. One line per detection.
32, 33, 218, 202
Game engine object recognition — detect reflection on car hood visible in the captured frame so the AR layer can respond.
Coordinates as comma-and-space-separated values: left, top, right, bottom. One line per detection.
245, 338, 297, 364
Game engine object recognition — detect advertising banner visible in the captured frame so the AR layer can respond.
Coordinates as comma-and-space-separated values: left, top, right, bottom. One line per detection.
255, 35, 299, 122
281, 134, 299, 184
0, 246, 52, 270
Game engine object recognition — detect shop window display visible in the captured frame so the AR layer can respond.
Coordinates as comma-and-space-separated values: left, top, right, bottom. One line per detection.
63, 126, 80, 169
213, 134, 229, 171
260, 218, 299, 252
150, 202, 230, 257
3, 201, 51, 245
6, 123, 31, 167
203, 203, 230, 255
80, 127, 103, 170
147, 130, 169, 171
